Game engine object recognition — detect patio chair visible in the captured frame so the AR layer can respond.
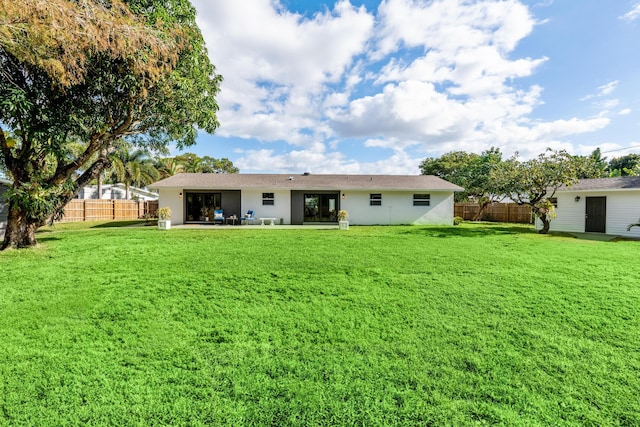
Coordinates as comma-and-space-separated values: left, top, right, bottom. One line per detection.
213, 209, 224, 224
240, 210, 256, 224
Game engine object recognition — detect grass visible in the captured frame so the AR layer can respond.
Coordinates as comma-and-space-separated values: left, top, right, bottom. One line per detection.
1, 223, 639, 426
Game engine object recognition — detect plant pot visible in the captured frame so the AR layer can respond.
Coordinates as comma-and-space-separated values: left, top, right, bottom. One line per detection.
158, 219, 171, 230
339, 220, 349, 230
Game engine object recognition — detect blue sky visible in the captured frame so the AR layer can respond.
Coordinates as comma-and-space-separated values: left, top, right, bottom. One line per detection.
183, 0, 640, 174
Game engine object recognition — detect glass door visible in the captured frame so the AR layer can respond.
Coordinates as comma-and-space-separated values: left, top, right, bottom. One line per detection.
304, 193, 338, 222
185, 192, 221, 222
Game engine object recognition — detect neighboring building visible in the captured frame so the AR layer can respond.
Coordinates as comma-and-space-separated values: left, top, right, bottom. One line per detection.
542, 177, 640, 237
0, 178, 10, 240
149, 173, 463, 226
76, 183, 158, 201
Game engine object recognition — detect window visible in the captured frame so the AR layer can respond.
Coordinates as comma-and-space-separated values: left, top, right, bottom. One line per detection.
262, 192, 275, 206
370, 193, 382, 206
413, 193, 430, 206
548, 197, 558, 207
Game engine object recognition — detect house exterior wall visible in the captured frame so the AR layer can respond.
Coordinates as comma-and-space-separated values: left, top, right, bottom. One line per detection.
340, 190, 454, 225
241, 189, 292, 224
158, 188, 184, 224
159, 187, 456, 226
548, 190, 640, 237
0, 184, 8, 239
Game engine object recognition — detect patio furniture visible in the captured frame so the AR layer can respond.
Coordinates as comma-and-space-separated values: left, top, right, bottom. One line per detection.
240, 210, 256, 224
213, 209, 224, 224
226, 215, 238, 225
259, 217, 277, 226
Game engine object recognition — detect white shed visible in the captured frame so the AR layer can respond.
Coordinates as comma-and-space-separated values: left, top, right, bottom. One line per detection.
544, 177, 640, 238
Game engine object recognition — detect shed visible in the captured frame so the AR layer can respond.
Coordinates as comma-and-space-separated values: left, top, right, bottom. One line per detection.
543, 177, 640, 237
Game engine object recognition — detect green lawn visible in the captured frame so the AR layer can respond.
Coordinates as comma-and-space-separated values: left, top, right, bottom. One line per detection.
1, 223, 639, 426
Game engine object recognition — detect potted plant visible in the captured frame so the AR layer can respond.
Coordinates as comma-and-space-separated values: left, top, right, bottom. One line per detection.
337, 209, 349, 230
200, 206, 209, 222
157, 207, 172, 230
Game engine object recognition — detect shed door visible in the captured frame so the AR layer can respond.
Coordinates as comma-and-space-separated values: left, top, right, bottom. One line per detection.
585, 197, 606, 233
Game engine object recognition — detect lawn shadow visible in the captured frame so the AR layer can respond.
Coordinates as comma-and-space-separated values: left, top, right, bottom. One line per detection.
401, 224, 536, 238
36, 236, 62, 243
90, 220, 147, 229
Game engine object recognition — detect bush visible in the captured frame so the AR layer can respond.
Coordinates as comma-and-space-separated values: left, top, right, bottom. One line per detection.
453, 216, 463, 226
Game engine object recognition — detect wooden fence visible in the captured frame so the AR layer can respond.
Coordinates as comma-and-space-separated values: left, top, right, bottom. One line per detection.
59, 200, 159, 222
454, 203, 533, 224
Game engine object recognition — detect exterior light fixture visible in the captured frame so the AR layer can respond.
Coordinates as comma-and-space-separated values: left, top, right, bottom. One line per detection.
179, 192, 183, 199
574, 196, 580, 202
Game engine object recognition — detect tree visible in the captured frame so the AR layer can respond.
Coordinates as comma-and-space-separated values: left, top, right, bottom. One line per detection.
608, 153, 640, 177
574, 148, 608, 179
0, 0, 221, 249
420, 148, 504, 220
201, 156, 240, 174
492, 149, 579, 234
108, 146, 159, 199
173, 153, 239, 174
156, 158, 185, 179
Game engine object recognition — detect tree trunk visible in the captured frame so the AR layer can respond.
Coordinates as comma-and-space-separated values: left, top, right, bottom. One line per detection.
537, 211, 550, 234
1, 207, 40, 250
471, 200, 491, 221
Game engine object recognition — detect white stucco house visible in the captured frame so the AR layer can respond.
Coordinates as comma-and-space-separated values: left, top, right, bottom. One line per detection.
542, 176, 640, 237
149, 173, 463, 226
0, 178, 10, 240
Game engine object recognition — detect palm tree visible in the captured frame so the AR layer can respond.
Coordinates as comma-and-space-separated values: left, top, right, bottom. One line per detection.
157, 157, 185, 179
109, 147, 160, 199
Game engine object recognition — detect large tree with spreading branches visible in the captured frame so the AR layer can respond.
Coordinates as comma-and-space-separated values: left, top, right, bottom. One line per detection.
491, 149, 580, 234
420, 147, 505, 220
0, 0, 221, 249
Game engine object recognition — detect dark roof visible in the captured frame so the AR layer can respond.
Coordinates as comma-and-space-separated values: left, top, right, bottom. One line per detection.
149, 173, 463, 191
558, 176, 640, 192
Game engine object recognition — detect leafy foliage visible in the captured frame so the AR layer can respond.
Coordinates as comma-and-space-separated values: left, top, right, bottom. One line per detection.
608, 154, 640, 177
0, 0, 221, 249
492, 149, 579, 233
420, 147, 505, 219
108, 145, 160, 199
172, 153, 239, 174
574, 148, 609, 179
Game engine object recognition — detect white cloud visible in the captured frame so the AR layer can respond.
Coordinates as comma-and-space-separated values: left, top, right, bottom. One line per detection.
581, 80, 619, 101
191, 0, 615, 172
194, 0, 373, 143
235, 147, 420, 174
373, 0, 536, 58
620, 3, 640, 21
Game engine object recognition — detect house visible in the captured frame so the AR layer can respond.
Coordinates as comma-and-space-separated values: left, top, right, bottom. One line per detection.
149, 173, 463, 226
542, 177, 640, 237
76, 183, 158, 201
0, 178, 10, 240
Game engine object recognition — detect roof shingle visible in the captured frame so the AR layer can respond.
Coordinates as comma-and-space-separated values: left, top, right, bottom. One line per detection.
558, 176, 640, 191
149, 173, 463, 191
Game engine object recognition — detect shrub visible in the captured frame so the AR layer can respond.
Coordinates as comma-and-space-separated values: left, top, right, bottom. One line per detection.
453, 216, 463, 226
157, 207, 171, 220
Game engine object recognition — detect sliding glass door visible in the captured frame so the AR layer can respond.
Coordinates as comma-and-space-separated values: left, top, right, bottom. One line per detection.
304, 193, 338, 222
185, 192, 221, 222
